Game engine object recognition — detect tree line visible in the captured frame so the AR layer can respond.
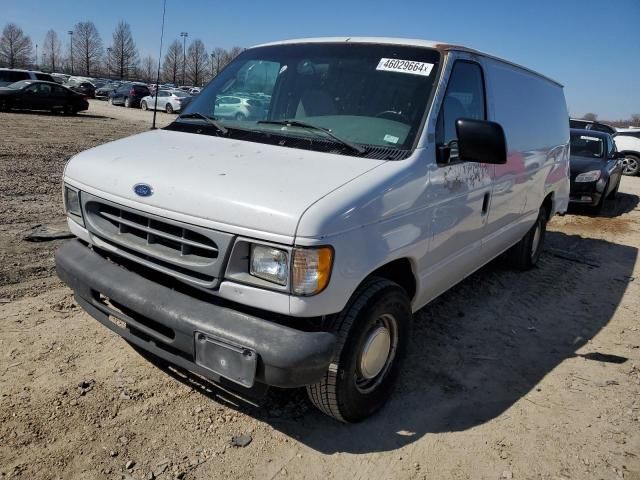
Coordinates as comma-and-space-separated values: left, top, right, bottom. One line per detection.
0, 22, 243, 86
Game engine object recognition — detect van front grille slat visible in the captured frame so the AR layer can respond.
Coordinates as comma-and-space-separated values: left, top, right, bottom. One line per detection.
81, 193, 234, 290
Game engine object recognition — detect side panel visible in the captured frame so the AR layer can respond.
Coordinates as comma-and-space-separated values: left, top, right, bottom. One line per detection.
481, 57, 570, 260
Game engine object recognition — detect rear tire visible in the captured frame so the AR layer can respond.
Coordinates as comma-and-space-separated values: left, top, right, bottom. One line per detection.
622, 154, 640, 176
141, 101, 148, 111
306, 277, 412, 423
165, 103, 173, 114
124, 97, 130, 108
507, 206, 547, 270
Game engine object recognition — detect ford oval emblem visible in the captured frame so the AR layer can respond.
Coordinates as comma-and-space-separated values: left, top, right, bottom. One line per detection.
133, 183, 153, 197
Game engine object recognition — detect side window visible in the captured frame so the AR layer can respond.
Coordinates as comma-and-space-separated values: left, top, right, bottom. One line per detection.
10, 71, 29, 82
53, 85, 68, 95
436, 61, 486, 159
607, 136, 616, 156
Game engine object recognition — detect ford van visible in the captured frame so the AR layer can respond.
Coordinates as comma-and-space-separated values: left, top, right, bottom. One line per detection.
55, 38, 570, 422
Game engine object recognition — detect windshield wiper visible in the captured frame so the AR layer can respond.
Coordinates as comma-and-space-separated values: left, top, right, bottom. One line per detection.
257, 119, 366, 155
177, 112, 228, 135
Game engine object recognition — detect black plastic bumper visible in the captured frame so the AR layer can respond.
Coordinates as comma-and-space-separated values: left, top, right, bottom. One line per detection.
55, 240, 336, 389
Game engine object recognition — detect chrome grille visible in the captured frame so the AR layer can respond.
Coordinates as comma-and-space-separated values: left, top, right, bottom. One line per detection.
82, 193, 234, 289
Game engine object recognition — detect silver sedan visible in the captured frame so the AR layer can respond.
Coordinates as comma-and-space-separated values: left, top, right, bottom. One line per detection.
140, 90, 191, 113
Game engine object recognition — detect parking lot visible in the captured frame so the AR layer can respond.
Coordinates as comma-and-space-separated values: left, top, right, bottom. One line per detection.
1, 106, 639, 480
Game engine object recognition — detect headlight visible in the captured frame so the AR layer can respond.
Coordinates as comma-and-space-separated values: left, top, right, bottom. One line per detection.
250, 245, 289, 286
64, 185, 84, 225
575, 170, 601, 182
292, 247, 333, 296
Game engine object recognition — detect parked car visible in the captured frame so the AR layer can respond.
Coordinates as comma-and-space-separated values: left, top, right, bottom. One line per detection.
95, 83, 120, 100
613, 129, 640, 176
110, 83, 150, 108
0, 80, 88, 114
568, 129, 623, 211
140, 89, 191, 113
0, 68, 55, 87
189, 87, 201, 96
214, 95, 265, 120
69, 81, 96, 99
569, 118, 640, 176
50, 73, 70, 84
56, 37, 570, 423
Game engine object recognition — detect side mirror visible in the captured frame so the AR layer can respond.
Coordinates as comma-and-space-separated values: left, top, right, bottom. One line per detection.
455, 118, 507, 164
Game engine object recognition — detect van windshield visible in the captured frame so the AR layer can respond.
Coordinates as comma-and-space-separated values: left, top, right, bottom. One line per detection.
171, 43, 441, 158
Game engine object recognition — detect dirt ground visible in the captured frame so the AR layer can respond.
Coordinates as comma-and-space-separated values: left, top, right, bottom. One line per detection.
1, 105, 639, 480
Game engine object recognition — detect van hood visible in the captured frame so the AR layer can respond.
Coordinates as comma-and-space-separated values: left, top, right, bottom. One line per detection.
65, 129, 385, 237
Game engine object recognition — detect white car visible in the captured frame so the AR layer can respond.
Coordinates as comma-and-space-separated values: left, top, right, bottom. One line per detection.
140, 90, 191, 113
614, 129, 640, 175
189, 87, 201, 95
57, 37, 569, 423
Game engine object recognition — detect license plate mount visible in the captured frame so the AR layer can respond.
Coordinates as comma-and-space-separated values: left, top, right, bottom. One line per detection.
194, 333, 257, 388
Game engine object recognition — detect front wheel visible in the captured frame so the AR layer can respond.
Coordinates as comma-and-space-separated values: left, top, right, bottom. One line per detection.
141, 101, 148, 111
165, 103, 173, 114
306, 277, 412, 423
507, 206, 547, 270
622, 154, 640, 176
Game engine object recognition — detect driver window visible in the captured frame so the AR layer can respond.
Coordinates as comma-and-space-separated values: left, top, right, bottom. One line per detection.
436, 61, 486, 159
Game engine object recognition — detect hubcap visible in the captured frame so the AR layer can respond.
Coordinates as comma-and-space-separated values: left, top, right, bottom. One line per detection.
531, 221, 541, 257
355, 313, 398, 393
360, 326, 391, 379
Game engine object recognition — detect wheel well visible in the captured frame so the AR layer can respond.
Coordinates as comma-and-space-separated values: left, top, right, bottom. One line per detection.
542, 193, 554, 219
368, 258, 416, 300
619, 150, 640, 157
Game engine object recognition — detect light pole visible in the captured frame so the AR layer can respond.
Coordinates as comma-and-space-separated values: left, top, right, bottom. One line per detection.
107, 47, 112, 78
35, 43, 38, 69
211, 51, 215, 79
67, 30, 73, 75
180, 32, 188, 86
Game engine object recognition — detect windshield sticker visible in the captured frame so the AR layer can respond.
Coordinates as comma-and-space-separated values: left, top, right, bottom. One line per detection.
376, 58, 434, 77
384, 134, 399, 144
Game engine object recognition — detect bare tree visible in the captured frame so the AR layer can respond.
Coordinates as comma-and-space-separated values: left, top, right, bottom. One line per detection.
73, 21, 103, 76
0, 23, 33, 68
162, 40, 181, 84
42, 29, 61, 72
141, 54, 156, 83
631, 114, 640, 126
108, 21, 138, 79
186, 39, 209, 86
582, 112, 598, 122
210, 47, 227, 78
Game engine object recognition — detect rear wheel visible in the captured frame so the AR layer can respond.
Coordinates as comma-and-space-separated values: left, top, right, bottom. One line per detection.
141, 101, 148, 111
306, 277, 412, 423
124, 97, 130, 108
622, 154, 640, 176
165, 103, 173, 114
508, 206, 547, 270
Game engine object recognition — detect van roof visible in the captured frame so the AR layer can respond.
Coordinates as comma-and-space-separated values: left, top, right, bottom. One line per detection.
251, 37, 562, 87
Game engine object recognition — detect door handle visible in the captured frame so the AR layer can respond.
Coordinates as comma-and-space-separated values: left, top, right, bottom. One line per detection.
482, 191, 490, 216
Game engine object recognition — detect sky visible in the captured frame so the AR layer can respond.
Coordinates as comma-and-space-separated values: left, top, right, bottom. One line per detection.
2, 0, 639, 120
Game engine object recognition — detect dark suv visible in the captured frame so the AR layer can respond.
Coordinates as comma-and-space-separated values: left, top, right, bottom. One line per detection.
110, 83, 150, 108
0, 68, 55, 87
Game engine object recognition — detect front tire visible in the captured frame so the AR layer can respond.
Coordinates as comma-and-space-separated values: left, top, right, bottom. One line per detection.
508, 206, 547, 270
165, 103, 173, 114
141, 101, 148, 111
622, 154, 640, 176
306, 277, 412, 423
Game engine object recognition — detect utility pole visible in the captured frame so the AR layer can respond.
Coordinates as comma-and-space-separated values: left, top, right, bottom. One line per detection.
180, 32, 188, 86
67, 30, 74, 75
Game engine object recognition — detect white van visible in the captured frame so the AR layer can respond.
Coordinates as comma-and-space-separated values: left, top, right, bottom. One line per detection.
56, 38, 569, 422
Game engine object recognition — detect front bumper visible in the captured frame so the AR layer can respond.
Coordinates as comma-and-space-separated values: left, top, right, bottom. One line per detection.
569, 181, 602, 206
55, 240, 336, 390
